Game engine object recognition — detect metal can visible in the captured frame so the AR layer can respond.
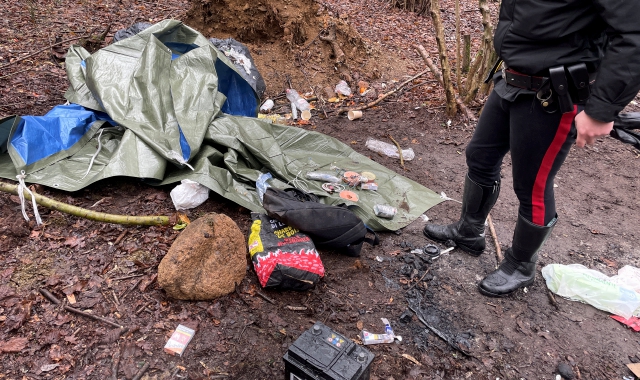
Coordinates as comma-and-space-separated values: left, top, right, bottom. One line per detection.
373, 204, 397, 219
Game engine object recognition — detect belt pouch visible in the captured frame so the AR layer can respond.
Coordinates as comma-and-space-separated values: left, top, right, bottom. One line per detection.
566, 63, 591, 103
549, 66, 574, 113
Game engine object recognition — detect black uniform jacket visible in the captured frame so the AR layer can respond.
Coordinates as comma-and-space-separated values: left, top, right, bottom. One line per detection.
494, 0, 640, 122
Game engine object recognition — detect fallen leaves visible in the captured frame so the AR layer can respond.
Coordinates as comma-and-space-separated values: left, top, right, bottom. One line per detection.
0, 337, 28, 353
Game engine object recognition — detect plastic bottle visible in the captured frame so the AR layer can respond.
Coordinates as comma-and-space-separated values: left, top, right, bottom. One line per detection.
260, 99, 274, 113
542, 263, 640, 319
286, 89, 311, 120
365, 138, 415, 161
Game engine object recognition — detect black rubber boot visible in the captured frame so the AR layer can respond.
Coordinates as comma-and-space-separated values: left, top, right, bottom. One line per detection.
423, 174, 500, 256
478, 214, 557, 297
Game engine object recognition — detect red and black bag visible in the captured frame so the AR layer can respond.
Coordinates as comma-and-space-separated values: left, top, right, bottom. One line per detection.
247, 213, 324, 290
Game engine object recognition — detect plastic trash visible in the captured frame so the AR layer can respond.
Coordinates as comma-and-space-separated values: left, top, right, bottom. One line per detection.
335, 80, 352, 96
365, 138, 415, 161
260, 99, 274, 113
541, 263, 640, 319
209, 38, 267, 98
286, 89, 311, 120
256, 172, 273, 203
306, 171, 341, 183
361, 318, 401, 345
170, 179, 209, 210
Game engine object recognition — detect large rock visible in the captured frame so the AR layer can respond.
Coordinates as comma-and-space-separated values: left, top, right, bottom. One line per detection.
158, 213, 247, 300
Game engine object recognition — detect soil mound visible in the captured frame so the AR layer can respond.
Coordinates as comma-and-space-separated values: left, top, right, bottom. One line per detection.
185, 0, 410, 95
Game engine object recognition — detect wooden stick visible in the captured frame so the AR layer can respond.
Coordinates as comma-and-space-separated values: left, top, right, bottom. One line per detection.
336, 69, 428, 115
415, 45, 476, 121
256, 291, 275, 304
407, 268, 430, 291
39, 288, 124, 329
388, 134, 405, 169
0, 34, 91, 70
0, 181, 170, 226
131, 362, 150, 380
486, 214, 502, 266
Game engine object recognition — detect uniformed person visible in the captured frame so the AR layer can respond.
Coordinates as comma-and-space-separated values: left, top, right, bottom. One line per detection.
423, 0, 640, 296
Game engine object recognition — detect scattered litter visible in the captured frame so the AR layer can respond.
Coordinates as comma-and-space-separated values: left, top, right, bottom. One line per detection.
361, 171, 376, 181
410, 249, 424, 255
420, 214, 430, 222
375, 256, 384, 262
285, 305, 308, 311
542, 264, 640, 319
361, 318, 401, 345
255, 172, 273, 203
321, 182, 345, 194
306, 171, 341, 183
339, 190, 359, 202
286, 89, 311, 120
423, 244, 441, 260
365, 138, 415, 160
164, 324, 196, 356
440, 247, 455, 255
40, 363, 60, 372
260, 99, 274, 113
373, 204, 397, 219
611, 315, 640, 331
440, 191, 462, 204
348, 110, 363, 120
170, 179, 209, 210
628, 363, 640, 377
361, 182, 378, 191
335, 80, 352, 96
401, 353, 421, 366
284, 322, 373, 380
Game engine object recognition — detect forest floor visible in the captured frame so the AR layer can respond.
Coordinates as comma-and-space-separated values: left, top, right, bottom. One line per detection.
1, 0, 639, 379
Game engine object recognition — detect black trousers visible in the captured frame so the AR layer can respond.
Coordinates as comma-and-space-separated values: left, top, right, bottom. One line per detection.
465, 90, 579, 226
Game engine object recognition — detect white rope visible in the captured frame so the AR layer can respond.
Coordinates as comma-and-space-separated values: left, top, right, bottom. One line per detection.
167, 151, 195, 171
16, 170, 42, 225
288, 170, 310, 192
81, 129, 104, 179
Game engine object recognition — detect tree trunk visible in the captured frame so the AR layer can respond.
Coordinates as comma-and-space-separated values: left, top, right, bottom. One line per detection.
429, 0, 457, 117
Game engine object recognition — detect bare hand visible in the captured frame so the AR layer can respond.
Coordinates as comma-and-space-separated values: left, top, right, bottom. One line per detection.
574, 111, 613, 148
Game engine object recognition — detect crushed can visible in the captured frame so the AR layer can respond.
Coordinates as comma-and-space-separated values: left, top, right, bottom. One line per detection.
283, 322, 374, 380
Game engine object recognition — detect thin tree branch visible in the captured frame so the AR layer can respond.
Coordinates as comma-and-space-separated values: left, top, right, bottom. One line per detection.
0, 181, 170, 226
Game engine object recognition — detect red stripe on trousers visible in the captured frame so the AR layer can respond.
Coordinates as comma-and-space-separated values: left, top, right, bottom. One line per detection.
531, 106, 577, 226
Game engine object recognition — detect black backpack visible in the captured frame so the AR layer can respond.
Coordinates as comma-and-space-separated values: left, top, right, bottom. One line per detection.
262, 187, 378, 256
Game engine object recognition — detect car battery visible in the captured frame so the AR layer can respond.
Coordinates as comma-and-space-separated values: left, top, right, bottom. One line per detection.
283, 321, 374, 380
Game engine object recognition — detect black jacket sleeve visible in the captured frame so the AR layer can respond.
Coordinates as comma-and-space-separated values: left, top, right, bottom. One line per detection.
586, 0, 640, 122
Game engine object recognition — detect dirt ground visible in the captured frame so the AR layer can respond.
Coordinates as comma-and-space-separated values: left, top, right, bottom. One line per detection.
1, 0, 640, 379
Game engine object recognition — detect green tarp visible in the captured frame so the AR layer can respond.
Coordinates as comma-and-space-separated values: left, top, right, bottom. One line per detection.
0, 20, 442, 231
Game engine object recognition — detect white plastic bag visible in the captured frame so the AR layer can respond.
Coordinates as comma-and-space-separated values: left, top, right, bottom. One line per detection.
335, 80, 352, 96
170, 179, 209, 210
541, 263, 640, 319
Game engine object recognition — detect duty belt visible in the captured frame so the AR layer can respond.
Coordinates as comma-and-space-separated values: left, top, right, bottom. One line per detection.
503, 68, 548, 92
502, 63, 592, 114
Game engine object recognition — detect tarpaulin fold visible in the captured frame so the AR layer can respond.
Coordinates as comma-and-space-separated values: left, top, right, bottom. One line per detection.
0, 20, 443, 231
